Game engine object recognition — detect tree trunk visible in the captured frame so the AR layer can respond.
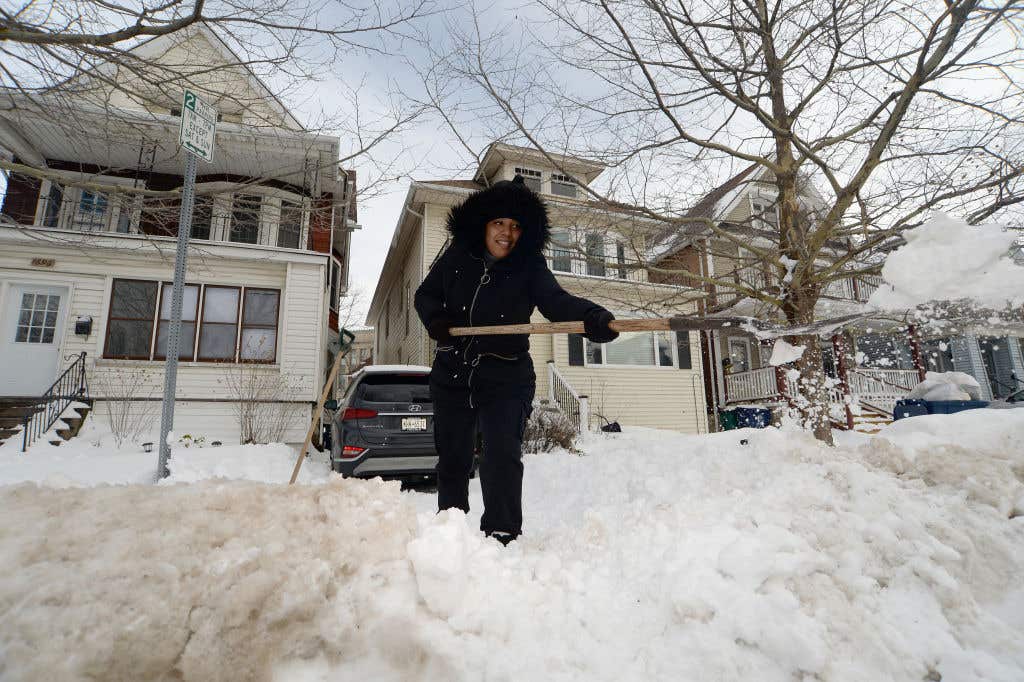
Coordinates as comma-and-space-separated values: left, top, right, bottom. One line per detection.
781, 286, 835, 445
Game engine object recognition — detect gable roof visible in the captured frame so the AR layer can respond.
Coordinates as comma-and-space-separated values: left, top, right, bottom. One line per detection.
685, 163, 760, 219
63, 23, 304, 131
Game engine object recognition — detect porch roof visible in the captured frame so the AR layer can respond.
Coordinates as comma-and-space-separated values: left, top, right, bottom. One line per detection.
0, 92, 340, 193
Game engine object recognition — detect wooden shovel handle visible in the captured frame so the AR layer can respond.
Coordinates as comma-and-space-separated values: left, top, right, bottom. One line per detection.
449, 318, 672, 336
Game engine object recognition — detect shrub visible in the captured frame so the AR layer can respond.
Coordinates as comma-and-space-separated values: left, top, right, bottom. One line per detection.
523, 402, 580, 454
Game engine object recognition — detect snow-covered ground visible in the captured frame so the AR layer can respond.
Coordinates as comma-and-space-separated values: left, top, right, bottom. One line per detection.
1, 410, 1023, 682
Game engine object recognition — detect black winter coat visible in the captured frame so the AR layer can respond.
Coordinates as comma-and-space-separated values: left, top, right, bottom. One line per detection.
415, 242, 605, 404
415, 175, 612, 404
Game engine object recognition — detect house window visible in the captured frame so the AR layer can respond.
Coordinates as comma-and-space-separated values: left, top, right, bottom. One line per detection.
103, 279, 279, 362
104, 279, 159, 359
278, 200, 302, 248
155, 284, 200, 360
551, 173, 577, 198
585, 233, 606, 277
514, 167, 543, 193
584, 331, 676, 368
74, 190, 109, 231
42, 183, 63, 228
750, 198, 778, 230
549, 229, 573, 273
616, 242, 627, 280
240, 289, 280, 361
198, 286, 240, 361
727, 337, 752, 372
230, 194, 261, 244
15, 293, 60, 344
191, 196, 213, 239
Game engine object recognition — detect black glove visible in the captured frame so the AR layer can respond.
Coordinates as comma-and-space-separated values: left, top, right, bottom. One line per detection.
427, 315, 455, 345
583, 309, 618, 343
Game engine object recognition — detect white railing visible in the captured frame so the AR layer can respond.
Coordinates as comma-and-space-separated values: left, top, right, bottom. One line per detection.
725, 366, 917, 407
548, 362, 590, 432
726, 367, 779, 402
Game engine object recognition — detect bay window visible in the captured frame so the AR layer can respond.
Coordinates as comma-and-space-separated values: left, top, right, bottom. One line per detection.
103, 279, 279, 363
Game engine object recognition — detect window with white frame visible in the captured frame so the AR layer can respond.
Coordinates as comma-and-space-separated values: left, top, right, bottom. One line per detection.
230, 194, 262, 244
277, 199, 303, 248
549, 229, 573, 273
514, 167, 543, 193
750, 197, 778, 230
550, 173, 577, 198
585, 233, 606, 277
35, 177, 140, 233
585, 330, 676, 367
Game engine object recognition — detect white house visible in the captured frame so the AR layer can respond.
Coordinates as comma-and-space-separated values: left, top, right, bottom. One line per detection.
0, 25, 355, 447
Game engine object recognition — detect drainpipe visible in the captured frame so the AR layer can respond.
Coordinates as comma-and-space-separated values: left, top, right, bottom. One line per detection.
833, 333, 854, 430
907, 323, 927, 382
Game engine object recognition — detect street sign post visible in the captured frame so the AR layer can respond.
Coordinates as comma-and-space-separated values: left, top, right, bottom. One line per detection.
157, 89, 216, 479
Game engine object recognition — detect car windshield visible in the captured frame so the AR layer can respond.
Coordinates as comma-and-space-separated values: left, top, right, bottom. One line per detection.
358, 374, 431, 403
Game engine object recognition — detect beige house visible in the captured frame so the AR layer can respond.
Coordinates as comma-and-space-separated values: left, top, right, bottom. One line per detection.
366, 143, 709, 433
0, 25, 354, 447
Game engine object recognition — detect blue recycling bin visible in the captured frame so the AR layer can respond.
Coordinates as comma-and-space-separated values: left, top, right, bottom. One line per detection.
894, 399, 989, 420
926, 400, 989, 415
893, 400, 929, 420
735, 406, 771, 428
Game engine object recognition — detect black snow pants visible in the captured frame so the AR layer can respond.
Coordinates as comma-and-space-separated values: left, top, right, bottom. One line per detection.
433, 396, 533, 537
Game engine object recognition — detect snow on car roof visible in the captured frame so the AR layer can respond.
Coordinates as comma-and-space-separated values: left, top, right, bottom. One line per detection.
358, 364, 432, 374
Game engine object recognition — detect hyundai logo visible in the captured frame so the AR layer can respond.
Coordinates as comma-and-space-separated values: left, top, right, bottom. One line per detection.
409, 404, 422, 412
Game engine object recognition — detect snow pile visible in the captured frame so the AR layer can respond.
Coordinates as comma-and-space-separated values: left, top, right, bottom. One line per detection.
164, 443, 330, 485
906, 371, 984, 402
868, 213, 1024, 309
2, 416, 1024, 681
769, 339, 805, 365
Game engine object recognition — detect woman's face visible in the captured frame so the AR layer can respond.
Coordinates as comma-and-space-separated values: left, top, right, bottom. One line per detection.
484, 217, 522, 260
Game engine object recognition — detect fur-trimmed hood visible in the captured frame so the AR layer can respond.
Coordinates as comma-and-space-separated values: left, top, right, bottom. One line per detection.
445, 175, 551, 262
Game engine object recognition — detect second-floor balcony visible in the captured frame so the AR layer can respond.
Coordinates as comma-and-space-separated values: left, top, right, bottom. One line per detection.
28, 185, 315, 250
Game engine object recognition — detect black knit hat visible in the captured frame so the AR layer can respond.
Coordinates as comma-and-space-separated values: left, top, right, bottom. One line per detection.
446, 175, 551, 260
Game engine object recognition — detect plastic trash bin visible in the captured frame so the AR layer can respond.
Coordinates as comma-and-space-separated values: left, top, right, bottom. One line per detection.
735, 406, 771, 429
926, 400, 989, 415
894, 399, 928, 420
718, 409, 739, 431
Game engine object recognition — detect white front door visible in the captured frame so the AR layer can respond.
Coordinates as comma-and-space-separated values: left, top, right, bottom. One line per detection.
1, 283, 70, 396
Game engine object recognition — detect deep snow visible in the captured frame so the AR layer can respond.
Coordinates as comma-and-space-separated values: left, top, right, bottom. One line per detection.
1, 411, 1023, 682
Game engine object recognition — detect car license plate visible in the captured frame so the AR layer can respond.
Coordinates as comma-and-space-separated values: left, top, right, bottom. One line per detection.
401, 417, 427, 431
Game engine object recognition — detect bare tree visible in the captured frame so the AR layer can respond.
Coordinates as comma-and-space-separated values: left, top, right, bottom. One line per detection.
219, 361, 305, 443
419, 0, 1024, 442
91, 366, 158, 448
1, 0, 433, 262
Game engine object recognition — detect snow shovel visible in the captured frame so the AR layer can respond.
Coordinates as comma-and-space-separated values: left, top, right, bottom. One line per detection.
289, 328, 356, 485
448, 312, 869, 338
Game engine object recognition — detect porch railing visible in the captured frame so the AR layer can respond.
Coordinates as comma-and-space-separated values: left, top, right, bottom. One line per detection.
548, 361, 590, 432
725, 366, 919, 407
22, 352, 90, 452
725, 367, 780, 402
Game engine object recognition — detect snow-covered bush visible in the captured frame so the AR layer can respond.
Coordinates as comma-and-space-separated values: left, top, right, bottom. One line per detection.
523, 402, 579, 454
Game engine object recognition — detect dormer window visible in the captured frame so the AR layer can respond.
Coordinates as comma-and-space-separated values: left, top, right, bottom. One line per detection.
514, 167, 542, 193
551, 173, 577, 199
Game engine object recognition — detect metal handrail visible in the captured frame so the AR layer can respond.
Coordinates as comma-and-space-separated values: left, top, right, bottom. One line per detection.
22, 352, 89, 452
